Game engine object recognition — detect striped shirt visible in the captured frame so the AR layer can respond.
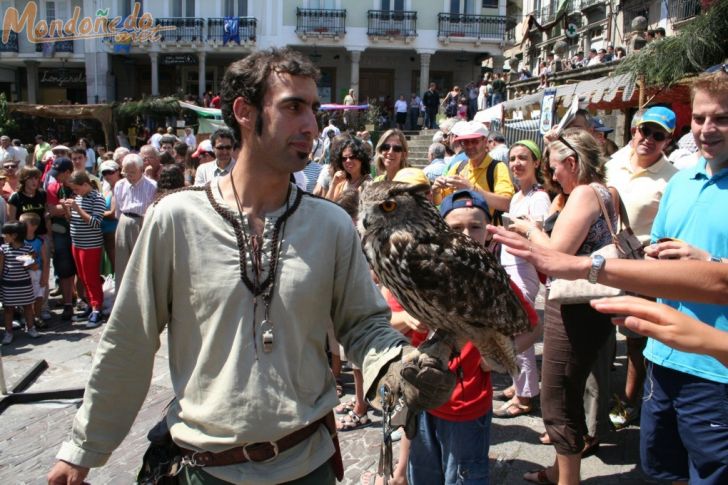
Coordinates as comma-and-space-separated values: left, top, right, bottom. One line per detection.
113, 176, 157, 218
1, 242, 35, 306
69, 190, 106, 249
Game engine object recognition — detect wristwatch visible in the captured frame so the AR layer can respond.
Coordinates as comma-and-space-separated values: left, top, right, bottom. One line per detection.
709, 255, 722, 263
588, 254, 606, 284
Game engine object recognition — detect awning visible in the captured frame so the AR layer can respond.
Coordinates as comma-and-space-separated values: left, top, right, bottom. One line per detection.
502, 73, 637, 111
473, 103, 503, 123
8, 103, 114, 148
179, 101, 222, 119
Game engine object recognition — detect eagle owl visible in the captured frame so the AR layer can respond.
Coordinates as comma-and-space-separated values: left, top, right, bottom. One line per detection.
358, 181, 530, 378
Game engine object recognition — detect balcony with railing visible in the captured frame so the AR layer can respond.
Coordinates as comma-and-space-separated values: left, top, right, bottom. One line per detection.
35, 39, 74, 53
0, 31, 18, 53
156, 17, 204, 42
540, 4, 556, 23
296, 8, 346, 37
367, 10, 417, 38
207, 17, 257, 43
505, 24, 516, 43
669, 0, 701, 22
437, 13, 510, 39
581, 0, 605, 9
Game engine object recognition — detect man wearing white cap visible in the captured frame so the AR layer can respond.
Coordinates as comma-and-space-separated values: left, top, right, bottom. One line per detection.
190, 138, 215, 166
194, 128, 236, 186
432, 121, 514, 216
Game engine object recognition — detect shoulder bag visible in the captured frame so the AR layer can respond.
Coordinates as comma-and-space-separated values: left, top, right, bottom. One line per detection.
548, 184, 639, 305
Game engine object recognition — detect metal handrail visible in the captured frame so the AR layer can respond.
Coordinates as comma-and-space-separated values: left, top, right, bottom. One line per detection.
0, 31, 19, 53
207, 17, 257, 42
155, 17, 205, 42
437, 13, 510, 39
367, 10, 417, 37
296, 8, 347, 35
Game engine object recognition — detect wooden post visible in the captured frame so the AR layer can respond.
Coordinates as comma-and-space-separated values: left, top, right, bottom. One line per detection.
638, 75, 646, 109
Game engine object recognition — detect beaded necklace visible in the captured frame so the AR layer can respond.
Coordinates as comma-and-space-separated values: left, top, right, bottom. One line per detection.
228, 175, 299, 354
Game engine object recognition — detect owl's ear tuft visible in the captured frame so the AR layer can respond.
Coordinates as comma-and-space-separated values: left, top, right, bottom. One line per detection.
405, 183, 431, 197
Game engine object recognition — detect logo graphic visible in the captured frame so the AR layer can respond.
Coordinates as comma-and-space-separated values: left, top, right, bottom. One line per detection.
1, 2, 175, 45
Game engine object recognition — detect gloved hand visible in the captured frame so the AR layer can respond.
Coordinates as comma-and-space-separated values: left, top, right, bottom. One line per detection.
374, 335, 456, 438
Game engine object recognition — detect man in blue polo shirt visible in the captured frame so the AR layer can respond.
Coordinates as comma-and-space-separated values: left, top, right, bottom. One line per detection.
643, 71, 728, 483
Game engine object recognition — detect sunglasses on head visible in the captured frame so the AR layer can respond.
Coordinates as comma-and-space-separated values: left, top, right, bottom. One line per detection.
557, 136, 580, 165
638, 125, 668, 142
380, 143, 404, 153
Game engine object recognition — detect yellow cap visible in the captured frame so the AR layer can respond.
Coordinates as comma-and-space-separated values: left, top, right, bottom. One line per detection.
393, 167, 430, 186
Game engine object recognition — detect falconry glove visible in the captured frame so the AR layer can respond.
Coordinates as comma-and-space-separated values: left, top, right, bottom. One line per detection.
375, 339, 456, 438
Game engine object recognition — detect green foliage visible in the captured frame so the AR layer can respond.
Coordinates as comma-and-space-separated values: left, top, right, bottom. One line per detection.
616, 2, 728, 88
114, 96, 181, 122
0, 93, 18, 137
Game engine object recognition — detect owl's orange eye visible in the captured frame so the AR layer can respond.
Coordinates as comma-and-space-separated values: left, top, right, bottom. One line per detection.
380, 200, 397, 212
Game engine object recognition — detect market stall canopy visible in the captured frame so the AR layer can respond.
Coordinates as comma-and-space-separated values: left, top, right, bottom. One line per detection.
319, 103, 369, 111
474, 103, 503, 123
503, 73, 638, 112
178, 101, 225, 134
8, 103, 113, 148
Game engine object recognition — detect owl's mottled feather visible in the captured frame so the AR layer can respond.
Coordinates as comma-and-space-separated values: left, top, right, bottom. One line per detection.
359, 181, 530, 378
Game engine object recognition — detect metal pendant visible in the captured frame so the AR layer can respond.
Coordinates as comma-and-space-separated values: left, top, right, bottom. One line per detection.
261, 320, 274, 353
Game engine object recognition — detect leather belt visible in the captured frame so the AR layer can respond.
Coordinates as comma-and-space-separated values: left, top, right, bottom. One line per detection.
179, 414, 329, 468
122, 212, 142, 219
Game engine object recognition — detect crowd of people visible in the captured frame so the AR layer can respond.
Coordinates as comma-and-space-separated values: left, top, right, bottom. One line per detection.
0, 125, 246, 344
0, 46, 716, 485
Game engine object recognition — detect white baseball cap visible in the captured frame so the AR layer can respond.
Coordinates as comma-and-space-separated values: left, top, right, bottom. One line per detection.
452, 121, 489, 142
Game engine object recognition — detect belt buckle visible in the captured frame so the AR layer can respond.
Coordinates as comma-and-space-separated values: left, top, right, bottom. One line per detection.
180, 451, 202, 469
242, 441, 279, 463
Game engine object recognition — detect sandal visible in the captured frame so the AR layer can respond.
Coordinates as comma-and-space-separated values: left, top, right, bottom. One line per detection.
334, 400, 356, 415
337, 411, 371, 431
523, 468, 556, 485
493, 399, 532, 418
581, 435, 600, 458
493, 386, 516, 401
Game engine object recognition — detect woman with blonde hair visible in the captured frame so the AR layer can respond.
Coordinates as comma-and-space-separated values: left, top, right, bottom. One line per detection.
509, 128, 618, 485
373, 128, 410, 182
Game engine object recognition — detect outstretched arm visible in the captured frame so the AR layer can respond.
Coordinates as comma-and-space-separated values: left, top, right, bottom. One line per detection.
591, 296, 728, 367
488, 225, 728, 305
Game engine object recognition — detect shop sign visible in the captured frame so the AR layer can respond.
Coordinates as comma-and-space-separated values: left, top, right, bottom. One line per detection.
160, 54, 197, 66
39, 68, 86, 86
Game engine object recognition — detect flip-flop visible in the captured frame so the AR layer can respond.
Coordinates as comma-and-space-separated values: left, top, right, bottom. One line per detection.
334, 400, 355, 415
337, 411, 371, 431
523, 468, 556, 485
493, 399, 532, 418
493, 387, 516, 401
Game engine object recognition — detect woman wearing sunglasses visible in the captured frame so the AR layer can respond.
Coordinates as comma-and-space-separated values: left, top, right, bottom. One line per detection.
373, 128, 410, 182
325, 138, 372, 203
509, 128, 619, 485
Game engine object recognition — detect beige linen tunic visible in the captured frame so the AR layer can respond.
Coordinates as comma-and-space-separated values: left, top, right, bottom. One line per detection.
57, 178, 406, 484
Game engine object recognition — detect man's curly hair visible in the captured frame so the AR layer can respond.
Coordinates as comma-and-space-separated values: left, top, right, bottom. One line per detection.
220, 48, 321, 138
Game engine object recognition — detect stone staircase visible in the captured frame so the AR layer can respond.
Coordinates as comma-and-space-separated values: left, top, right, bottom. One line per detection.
403, 128, 438, 168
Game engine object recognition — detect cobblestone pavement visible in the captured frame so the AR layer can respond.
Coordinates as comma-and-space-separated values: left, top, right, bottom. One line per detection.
0, 300, 662, 485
